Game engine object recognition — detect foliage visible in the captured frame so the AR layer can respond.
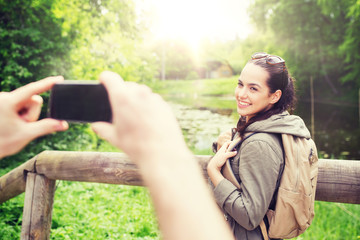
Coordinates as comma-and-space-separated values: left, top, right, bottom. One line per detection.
52, 0, 156, 82
337, 0, 360, 85
248, 0, 360, 101
0, 0, 71, 92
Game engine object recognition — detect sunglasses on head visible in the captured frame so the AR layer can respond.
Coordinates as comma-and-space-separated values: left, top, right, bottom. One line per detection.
252, 52, 289, 87
251, 52, 285, 67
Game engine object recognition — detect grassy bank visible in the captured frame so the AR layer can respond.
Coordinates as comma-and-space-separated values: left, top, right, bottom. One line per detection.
147, 77, 238, 96
147, 77, 239, 117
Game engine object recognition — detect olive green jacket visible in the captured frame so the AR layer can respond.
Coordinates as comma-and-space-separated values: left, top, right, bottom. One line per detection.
212, 111, 311, 240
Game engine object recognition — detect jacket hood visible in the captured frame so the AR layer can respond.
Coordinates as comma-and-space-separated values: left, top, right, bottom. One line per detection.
245, 111, 311, 138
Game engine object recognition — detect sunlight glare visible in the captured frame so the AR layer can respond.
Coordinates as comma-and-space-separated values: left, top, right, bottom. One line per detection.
136, 0, 253, 50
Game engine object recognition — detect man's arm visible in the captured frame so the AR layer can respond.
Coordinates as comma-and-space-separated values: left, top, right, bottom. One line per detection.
92, 71, 234, 240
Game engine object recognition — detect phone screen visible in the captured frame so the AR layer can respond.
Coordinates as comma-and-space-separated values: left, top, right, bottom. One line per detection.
48, 81, 112, 123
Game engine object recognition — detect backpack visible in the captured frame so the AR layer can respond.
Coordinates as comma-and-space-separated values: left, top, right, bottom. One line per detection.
221, 132, 319, 240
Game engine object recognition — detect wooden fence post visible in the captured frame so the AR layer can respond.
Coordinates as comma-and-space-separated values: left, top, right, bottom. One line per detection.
21, 173, 56, 240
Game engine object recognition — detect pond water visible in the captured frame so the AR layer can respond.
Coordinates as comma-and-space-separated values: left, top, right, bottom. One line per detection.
166, 95, 360, 160
296, 100, 360, 160
170, 103, 236, 154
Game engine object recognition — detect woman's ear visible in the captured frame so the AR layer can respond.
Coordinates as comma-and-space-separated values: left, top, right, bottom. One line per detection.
270, 90, 282, 104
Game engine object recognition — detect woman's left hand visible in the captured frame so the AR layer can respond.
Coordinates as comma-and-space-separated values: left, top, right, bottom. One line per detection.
207, 141, 237, 187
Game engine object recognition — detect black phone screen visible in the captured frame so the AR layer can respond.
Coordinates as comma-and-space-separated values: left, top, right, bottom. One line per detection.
48, 81, 112, 123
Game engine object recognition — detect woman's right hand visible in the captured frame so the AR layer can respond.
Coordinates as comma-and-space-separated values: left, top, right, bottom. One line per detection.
207, 141, 237, 187
215, 130, 232, 151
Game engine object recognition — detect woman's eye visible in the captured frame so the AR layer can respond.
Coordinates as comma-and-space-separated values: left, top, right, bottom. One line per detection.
250, 87, 258, 91
238, 81, 243, 87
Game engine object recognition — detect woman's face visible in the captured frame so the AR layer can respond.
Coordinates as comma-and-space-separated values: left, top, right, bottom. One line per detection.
235, 63, 280, 121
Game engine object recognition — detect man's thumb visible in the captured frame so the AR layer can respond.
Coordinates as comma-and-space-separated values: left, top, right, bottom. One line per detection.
91, 122, 117, 145
27, 119, 68, 138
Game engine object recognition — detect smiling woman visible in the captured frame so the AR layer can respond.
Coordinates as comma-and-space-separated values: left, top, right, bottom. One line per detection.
207, 52, 309, 240
135, 0, 253, 50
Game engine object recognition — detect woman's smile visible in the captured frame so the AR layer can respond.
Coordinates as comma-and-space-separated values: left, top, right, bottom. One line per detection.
237, 100, 251, 108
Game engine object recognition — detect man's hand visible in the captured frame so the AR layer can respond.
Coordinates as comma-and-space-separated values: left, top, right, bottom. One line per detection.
0, 76, 68, 159
91, 71, 186, 165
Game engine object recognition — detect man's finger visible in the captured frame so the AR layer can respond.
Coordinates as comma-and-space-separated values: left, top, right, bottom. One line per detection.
19, 95, 43, 122
98, 71, 124, 94
91, 122, 117, 144
25, 119, 68, 139
12, 76, 64, 103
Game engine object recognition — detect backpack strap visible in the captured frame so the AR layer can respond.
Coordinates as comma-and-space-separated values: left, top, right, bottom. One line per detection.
221, 132, 258, 189
260, 220, 269, 240
260, 133, 284, 240
230, 132, 258, 150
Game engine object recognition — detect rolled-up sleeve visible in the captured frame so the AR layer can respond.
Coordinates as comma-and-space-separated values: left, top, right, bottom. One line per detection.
213, 139, 283, 230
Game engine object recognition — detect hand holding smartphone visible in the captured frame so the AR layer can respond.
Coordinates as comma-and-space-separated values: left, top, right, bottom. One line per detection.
48, 80, 112, 123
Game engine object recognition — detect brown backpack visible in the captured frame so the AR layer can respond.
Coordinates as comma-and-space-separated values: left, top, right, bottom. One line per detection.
260, 134, 319, 239
221, 133, 319, 239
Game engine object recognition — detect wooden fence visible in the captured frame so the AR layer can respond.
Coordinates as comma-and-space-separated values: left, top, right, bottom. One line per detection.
0, 151, 359, 239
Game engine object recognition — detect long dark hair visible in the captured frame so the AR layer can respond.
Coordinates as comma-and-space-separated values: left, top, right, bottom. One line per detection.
236, 56, 297, 137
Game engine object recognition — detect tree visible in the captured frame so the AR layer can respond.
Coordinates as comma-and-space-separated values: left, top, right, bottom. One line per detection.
337, 0, 360, 87
248, 0, 359, 100
52, 0, 156, 82
0, 0, 156, 104
0, 0, 70, 92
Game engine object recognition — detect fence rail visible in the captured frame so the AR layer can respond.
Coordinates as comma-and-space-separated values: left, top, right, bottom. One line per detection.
0, 151, 359, 239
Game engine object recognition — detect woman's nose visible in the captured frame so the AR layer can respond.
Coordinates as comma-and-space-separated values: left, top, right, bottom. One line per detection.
236, 87, 247, 99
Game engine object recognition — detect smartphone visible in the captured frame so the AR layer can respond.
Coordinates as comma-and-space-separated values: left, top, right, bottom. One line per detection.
48, 80, 112, 123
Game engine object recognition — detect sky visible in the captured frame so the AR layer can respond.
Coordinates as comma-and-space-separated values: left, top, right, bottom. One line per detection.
134, 0, 253, 48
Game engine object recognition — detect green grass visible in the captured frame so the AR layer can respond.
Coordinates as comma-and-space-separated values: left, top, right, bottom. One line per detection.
1, 184, 359, 239
295, 202, 360, 240
0, 182, 159, 240
0, 197, 24, 239
50, 182, 159, 240
146, 77, 238, 97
